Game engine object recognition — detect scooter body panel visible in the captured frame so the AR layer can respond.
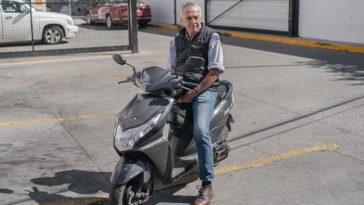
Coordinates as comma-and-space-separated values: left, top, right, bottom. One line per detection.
117, 93, 171, 131
110, 155, 151, 186
114, 93, 176, 183
137, 135, 173, 180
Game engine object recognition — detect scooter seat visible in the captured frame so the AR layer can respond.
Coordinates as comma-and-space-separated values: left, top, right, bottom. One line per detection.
215, 81, 229, 107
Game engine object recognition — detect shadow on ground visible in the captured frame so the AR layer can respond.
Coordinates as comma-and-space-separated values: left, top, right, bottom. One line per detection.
10, 169, 194, 204
222, 33, 364, 85
27, 169, 111, 204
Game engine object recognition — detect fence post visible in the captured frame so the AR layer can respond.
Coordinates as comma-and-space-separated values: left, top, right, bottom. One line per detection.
174, 0, 177, 25
128, 0, 138, 53
288, 0, 299, 37
28, 1, 35, 52
204, 0, 208, 26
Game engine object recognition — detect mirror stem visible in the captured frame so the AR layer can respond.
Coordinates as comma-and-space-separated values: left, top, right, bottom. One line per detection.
125, 63, 136, 73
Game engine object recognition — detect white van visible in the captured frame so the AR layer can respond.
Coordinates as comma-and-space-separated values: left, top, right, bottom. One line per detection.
0, 0, 79, 44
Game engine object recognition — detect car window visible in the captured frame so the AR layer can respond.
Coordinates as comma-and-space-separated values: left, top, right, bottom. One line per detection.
91, 0, 107, 6
2, 1, 23, 13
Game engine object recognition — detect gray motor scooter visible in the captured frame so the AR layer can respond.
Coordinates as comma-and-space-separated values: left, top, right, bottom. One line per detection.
109, 54, 234, 205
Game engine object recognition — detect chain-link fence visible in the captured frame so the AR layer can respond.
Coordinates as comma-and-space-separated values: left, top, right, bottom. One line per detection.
0, 0, 144, 58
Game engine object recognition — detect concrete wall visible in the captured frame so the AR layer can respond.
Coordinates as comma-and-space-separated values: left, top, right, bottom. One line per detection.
144, 0, 174, 24
144, 0, 205, 25
299, 0, 364, 44
207, 0, 288, 32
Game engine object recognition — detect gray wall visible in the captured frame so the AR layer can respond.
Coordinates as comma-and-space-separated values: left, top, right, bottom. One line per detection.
299, 0, 364, 44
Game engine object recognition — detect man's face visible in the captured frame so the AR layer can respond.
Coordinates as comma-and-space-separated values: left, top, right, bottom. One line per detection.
180, 5, 202, 38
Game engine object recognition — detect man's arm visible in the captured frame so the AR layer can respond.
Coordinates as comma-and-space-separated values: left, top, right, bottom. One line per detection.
179, 69, 219, 103
194, 69, 219, 94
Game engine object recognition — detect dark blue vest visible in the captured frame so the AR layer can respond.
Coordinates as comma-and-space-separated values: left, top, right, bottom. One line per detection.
175, 26, 219, 91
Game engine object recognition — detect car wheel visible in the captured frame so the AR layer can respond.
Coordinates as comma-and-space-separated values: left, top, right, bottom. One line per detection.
86, 13, 92, 24
42, 25, 63, 44
138, 22, 148, 28
106, 15, 113, 28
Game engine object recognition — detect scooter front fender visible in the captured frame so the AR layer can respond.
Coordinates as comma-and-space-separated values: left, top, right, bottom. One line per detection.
110, 155, 151, 186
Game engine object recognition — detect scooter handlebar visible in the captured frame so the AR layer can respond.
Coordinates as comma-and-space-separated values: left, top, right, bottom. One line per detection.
182, 81, 197, 89
118, 76, 133, 84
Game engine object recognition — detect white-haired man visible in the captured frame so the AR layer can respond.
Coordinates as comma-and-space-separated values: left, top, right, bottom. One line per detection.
167, 2, 224, 205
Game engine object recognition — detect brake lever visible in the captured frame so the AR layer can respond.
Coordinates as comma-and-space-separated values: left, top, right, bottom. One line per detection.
118, 80, 129, 84
118, 76, 132, 84
181, 86, 193, 91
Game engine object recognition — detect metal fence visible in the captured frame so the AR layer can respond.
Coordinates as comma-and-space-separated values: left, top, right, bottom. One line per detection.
0, 0, 138, 58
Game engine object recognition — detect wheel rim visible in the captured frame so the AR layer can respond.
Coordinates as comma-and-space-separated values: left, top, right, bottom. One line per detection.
123, 179, 151, 205
44, 28, 61, 44
106, 16, 112, 28
125, 186, 135, 204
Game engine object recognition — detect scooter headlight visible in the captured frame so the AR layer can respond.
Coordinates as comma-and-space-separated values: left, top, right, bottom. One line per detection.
114, 112, 162, 152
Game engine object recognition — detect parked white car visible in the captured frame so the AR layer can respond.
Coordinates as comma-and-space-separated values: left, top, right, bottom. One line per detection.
0, 0, 79, 44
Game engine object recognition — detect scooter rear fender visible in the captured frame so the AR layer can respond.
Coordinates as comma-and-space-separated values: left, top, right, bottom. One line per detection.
110, 155, 151, 186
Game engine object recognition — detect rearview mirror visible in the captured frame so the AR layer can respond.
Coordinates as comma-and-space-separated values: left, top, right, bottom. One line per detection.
113, 54, 126, 65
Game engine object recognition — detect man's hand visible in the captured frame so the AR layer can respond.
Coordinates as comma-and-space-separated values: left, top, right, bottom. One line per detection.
178, 68, 220, 103
179, 90, 197, 103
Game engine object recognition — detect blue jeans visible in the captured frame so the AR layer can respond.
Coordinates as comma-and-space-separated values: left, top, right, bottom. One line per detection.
192, 90, 217, 182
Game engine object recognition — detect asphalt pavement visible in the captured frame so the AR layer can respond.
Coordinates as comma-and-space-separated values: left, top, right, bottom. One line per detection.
1, 27, 364, 205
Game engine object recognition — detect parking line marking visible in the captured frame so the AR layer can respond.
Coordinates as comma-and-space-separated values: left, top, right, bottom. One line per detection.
215, 143, 340, 176
0, 55, 117, 67
0, 110, 119, 127
31, 195, 109, 205
0, 72, 129, 89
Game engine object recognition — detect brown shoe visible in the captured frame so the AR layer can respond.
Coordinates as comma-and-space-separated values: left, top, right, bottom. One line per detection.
194, 186, 214, 205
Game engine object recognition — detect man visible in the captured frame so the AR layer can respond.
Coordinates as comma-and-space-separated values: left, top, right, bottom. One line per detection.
166, 2, 224, 205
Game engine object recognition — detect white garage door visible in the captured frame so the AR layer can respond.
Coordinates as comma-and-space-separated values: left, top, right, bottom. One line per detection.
207, 0, 289, 32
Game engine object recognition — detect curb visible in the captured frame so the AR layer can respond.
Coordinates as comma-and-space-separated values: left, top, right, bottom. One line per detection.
149, 24, 364, 55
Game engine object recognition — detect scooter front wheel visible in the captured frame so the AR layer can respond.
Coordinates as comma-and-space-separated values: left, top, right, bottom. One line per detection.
110, 185, 127, 205
110, 175, 151, 205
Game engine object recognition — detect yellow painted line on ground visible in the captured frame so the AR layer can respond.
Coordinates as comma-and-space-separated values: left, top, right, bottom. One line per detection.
0, 54, 119, 67
150, 23, 180, 31
150, 24, 364, 54
0, 72, 129, 89
0, 110, 119, 127
221, 31, 364, 54
36, 196, 109, 205
215, 143, 340, 176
